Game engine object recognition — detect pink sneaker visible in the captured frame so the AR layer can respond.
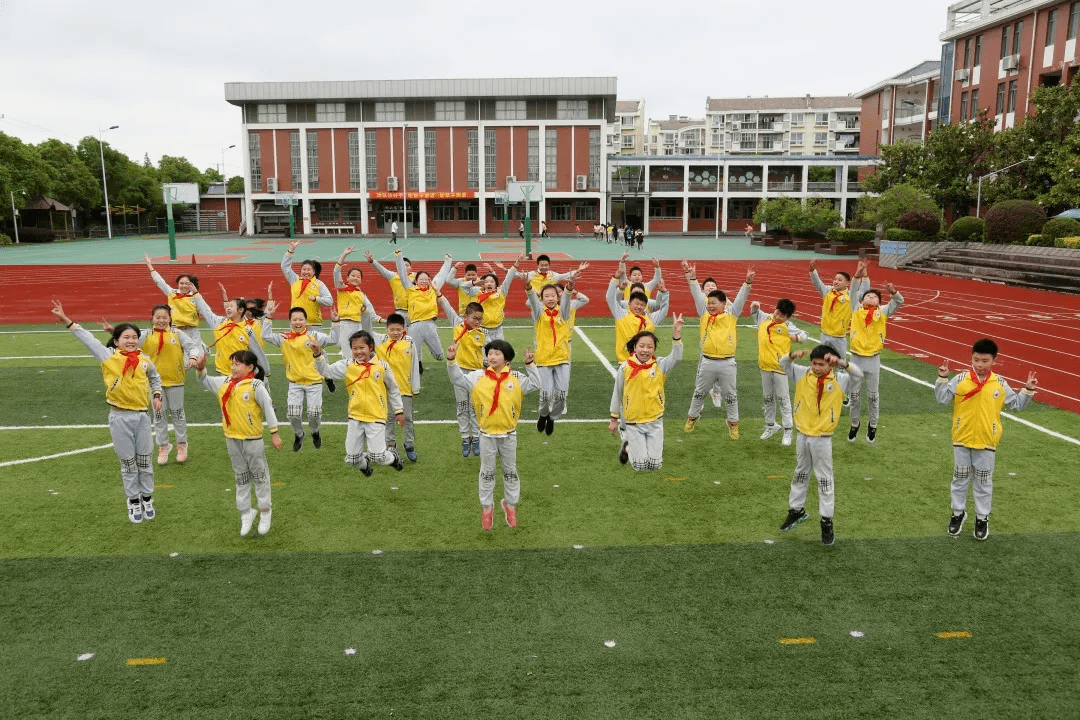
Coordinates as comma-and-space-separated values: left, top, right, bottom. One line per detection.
501, 499, 517, 529
156, 444, 171, 465
175, 443, 188, 463
481, 505, 494, 531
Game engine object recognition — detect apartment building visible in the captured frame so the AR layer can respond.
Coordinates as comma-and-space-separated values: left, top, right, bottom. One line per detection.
703, 96, 861, 155
614, 99, 647, 155
645, 116, 707, 156
856, 61, 941, 155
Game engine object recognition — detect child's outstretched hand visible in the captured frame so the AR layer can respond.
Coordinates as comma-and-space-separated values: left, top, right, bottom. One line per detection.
619, 250, 629, 262
885, 282, 897, 295
364, 250, 375, 263
446, 344, 458, 361
745, 266, 756, 283
672, 313, 684, 335
1025, 371, 1038, 391
51, 300, 67, 321
264, 300, 278, 317
791, 349, 809, 360
330, 307, 339, 322
144, 253, 154, 270
652, 257, 661, 268
100, 318, 114, 333
824, 353, 840, 366
288, 240, 301, 253
309, 340, 323, 357
608, 417, 620, 435
656, 279, 668, 294
808, 258, 817, 273
750, 301, 761, 314
270, 432, 284, 450
195, 353, 207, 373
938, 358, 950, 377
524, 346, 534, 364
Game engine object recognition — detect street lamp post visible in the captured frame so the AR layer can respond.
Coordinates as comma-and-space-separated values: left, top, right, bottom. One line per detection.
99, 125, 119, 238
402, 123, 408, 241
976, 155, 1036, 217
222, 144, 236, 233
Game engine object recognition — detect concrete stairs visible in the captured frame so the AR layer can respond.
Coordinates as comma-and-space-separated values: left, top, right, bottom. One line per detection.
905, 245, 1080, 293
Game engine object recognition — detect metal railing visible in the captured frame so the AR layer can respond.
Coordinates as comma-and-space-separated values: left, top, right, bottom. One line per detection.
767, 181, 798, 192
806, 182, 839, 192
650, 181, 684, 191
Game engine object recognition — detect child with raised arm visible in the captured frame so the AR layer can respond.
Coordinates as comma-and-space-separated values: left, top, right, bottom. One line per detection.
393, 250, 452, 362
194, 293, 270, 379
51, 301, 164, 524
366, 249, 413, 321
779, 344, 864, 547
196, 350, 283, 537
145, 253, 203, 344
447, 339, 540, 530
374, 314, 421, 462
616, 251, 662, 301
936, 338, 1038, 541
260, 301, 339, 452
312, 332, 406, 476
462, 254, 526, 341
281, 240, 333, 325
523, 254, 576, 295
438, 294, 488, 458
218, 282, 272, 351
807, 258, 870, 359
847, 282, 904, 444
527, 271, 579, 435
681, 261, 733, 409
609, 316, 684, 471
334, 246, 380, 348
441, 261, 480, 315
683, 266, 754, 440
749, 298, 809, 447
606, 267, 671, 364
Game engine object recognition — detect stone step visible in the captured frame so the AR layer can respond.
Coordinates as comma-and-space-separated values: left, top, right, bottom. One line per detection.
937, 249, 1080, 270
931, 253, 1080, 277
906, 261, 1080, 293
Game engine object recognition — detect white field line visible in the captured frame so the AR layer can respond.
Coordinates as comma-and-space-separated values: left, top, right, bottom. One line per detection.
573, 326, 618, 378
0, 443, 115, 468
0, 418, 612, 432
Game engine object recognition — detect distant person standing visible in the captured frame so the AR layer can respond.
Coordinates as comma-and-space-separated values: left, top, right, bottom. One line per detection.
519, 221, 525, 239
540, 220, 549, 238
745, 223, 755, 239
390, 220, 399, 244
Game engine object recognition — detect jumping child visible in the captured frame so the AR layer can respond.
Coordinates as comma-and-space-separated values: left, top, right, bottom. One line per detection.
281, 240, 333, 325
606, 271, 670, 364
373, 313, 421, 462
527, 273, 579, 436
847, 283, 904, 444
145, 253, 203, 345
438, 295, 487, 458
334, 245, 380, 348
194, 294, 270, 379
749, 298, 809, 447
807, 258, 869, 359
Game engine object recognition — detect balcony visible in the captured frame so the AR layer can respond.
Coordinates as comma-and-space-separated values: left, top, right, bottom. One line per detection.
650, 181, 684, 192
728, 181, 763, 192
838, 119, 860, 130
847, 182, 863, 192
807, 181, 839, 192
767, 181, 799, 192
610, 179, 646, 193
894, 104, 925, 125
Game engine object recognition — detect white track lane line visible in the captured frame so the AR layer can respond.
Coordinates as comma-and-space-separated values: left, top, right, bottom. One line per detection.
0, 443, 115, 468
573, 326, 618, 378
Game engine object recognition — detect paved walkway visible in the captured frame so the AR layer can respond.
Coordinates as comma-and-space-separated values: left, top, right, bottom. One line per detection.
0, 232, 817, 265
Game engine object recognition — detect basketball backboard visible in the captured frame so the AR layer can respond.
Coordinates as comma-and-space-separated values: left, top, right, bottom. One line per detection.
162, 182, 200, 205
507, 180, 543, 203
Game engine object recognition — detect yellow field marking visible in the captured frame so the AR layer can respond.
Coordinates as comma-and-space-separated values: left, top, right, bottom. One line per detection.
936, 631, 972, 639
779, 637, 816, 645
767, 475, 784, 479
664, 477, 686, 482
126, 657, 167, 665
272, 482, 285, 486
156, 484, 173, 489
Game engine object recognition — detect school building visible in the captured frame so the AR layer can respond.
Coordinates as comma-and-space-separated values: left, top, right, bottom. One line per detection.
855, 61, 941, 155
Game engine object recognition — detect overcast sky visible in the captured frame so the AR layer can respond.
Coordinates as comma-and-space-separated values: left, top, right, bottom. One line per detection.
1, 0, 950, 177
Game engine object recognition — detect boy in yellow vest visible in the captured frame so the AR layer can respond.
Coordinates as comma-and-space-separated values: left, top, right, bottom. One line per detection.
616, 251, 661, 300
447, 339, 540, 530
935, 338, 1037, 541
440, 261, 480, 315
312, 331, 406, 476
608, 316, 685, 471
527, 272, 580, 435
194, 294, 271, 379
451, 253, 526, 340
366, 249, 415, 321
261, 302, 339, 452
749, 298, 809, 446
847, 283, 904, 443
374, 313, 421, 462
807, 258, 870, 360
779, 344, 864, 546
606, 267, 671, 364
683, 268, 753, 438
437, 296, 488, 458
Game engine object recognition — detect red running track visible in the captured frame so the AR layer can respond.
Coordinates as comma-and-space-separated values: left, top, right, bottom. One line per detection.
7, 259, 1079, 414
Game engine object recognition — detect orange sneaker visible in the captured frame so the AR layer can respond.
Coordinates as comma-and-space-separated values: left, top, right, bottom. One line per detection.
481, 505, 494, 531
500, 499, 517, 528
175, 443, 188, 463
156, 444, 171, 465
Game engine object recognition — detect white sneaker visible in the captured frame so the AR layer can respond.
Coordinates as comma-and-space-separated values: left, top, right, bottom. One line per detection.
239, 508, 257, 537
257, 508, 272, 536
156, 443, 171, 465
128, 500, 143, 524
760, 424, 780, 441
709, 391, 722, 408
781, 429, 793, 446
141, 496, 155, 521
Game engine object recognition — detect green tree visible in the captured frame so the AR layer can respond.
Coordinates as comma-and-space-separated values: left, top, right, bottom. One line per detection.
1043, 124, 1080, 209
159, 155, 206, 191
0, 133, 50, 224
227, 176, 246, 194
860, 140, 930, 193
856, 183, 939, 230
919, 115, 998, 214
36, 139, 102, 213
753, 197, 800, 232
753, 196, 840, 236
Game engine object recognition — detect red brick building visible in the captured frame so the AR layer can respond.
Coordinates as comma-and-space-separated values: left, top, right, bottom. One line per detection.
855, 61, 940, 156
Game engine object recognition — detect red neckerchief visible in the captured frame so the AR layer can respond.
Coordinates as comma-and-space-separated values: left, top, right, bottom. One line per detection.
477, 290, 497, 304
208, 321, 240, 348
152, 328, 167, 353
347, 361, 374, 386
626, 358, 655, 383
544, 308, 560, 346
338, 283, 362, 293
454, 324, 473, 344
765, 317, 781, 344
221, 371, 254, 426
170, 291, 194, 301
961, 368, 992, 402
484, 367, 512, 415
282, 328, 308, 341
298, 277, 314, 296
828, 289, 844, 312
385, 333, 405, 356
632, 312, 648, 333
705, 309, 724, 334
119, 350, 142, 377
815, 372, 833, 413
862, 305, 877, 327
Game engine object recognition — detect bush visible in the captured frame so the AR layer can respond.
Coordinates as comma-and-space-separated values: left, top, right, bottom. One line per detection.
897, 210, 941, 236
984, 199, 1046, 245
16, 227, 56, 243
826, 228, 876, 243
1026, 234, 1048, 246
1040, 217, 1080, 242
0, 232, 12, 246
883, 228, 929, 242
1055, 236, 1080, 249
948, 216, 985, 242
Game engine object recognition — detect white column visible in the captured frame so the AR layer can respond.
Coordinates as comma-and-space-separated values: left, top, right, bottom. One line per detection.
418, 125, 428, 235
538, 124, 546, 225
330, 129, 337, 194
359, 125, 370, 235
478, 124, 487, 235
242, 128, 254, 236
299, 128, 312, 235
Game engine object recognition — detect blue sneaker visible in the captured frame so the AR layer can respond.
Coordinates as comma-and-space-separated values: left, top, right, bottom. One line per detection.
128, 499, 144, 524
140, 495, 155, 521
471, 437, 480, 456
404, 444, 418, 462
462, 439, 471, 458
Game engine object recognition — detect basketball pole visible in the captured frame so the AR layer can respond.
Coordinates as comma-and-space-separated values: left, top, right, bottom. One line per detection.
522, 185, 534, 257
165, 189, 177, 260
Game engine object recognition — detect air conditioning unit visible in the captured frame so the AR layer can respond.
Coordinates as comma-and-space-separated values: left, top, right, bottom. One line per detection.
506, 175, 517, 185
954, 68, 970, 82
732, 122, 741, 130
386, 176, 399, 191
1002, 54, 1019, 71
575, 175, 588, 190
266, 177, 278, 193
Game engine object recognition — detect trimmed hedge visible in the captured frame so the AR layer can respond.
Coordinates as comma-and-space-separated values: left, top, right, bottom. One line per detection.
1026, 234, 1050, 246
897, 210, 941, 236
883, 228, 929, 242
0, 232, 12, 246
948, 216, 985, 242
1055, 236, 1080, 249
1040, 217, 1080, 242
826, 228, 876, 243
984, 200, 1045, 244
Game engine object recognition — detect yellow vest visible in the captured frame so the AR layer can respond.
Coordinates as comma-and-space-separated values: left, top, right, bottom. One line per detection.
529, 271, 558, 294
820, 289, 852, 337
337, 286, 366, 322
849, 306, 888, 357
620, 359, 669, 424
534, 308, 572, 366
622, 284, 652, 301
280, 331, 322, 384
699, 311, 737, 358
757, 319, 796, 373
792, 370, 844, 436
478, 291, 508, 328
290, 277, 326, 323
451, 323, 487, 370
142, 329, 186, 387
406, 286, 438, 322
217, 377, 265, 440
101, 351, 154, 411
615, 312, 654, 364
471, 367, 526, 435
344, 360, 392, 423
168, 293, 200, 329
950, 372, 1009, 449
457, 286, 473, 316
243, 319, 265, 348
210, 321, 251, 376
376, 335, 416, 396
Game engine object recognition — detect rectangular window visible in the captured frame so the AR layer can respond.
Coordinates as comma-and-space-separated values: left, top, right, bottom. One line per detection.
575, 203, 597, 221
290, 131, 302, 191
484, 129, 496, 189
316, 102, 345, 122
458, 202, 478, 221
306, 133, 319, 190
813, 132, 828, 145
406, 129, 418, 190
433, 204, 455, 221
1013, 21, 1023, 55
1070, 2, 1080, 40
248, 133, 261, 190
348, 131, 362, 190
549, 201, 572, 221
815, 113, 829, 126
791, 112, 805, 126
365, 130, 377, 189
255, 104, 286, 123
974, 35, 982, 66
557, 99, 588, 119
959, 91, 969, 120
527, 128, 539, 182
495, 100, 526, 120
970, 89, 979, 119
1008, 80, 1018, 113
492, 204, 507, 221
996, 83, 1006, 114
1001, 25, 1011, 58
318, 201, 340, 222
375, 102, 405, 122
622, 134, 635, 148
342, 202, 364, 221
1047, 10, 1058, 46
435, 101, 465, 121
588, 129, 600, 189
963, 38, 971, 68
621, 115, 636, 126
545, 129, 557, 189
739, 132, 754, 145
467, 129, 479, 189
790, 132, 804, 146
424, 130, 437, 188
